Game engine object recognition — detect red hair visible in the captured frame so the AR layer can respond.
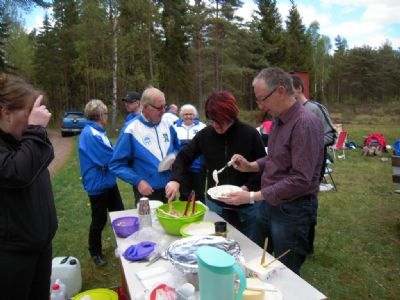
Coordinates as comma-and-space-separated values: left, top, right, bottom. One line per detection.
205, 91, 239, 125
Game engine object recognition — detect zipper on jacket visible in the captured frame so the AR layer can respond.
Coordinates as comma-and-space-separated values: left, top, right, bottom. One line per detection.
153, 126, 165, 158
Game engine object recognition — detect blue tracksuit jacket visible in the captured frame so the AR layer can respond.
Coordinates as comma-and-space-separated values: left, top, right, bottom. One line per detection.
78, 121, 117, 196
109, 115, 180, 189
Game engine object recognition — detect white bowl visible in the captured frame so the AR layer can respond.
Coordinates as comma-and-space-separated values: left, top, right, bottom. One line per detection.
207, 185, 242, 199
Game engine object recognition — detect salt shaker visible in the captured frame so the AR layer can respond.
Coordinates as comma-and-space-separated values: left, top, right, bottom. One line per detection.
138, 197, 152, 228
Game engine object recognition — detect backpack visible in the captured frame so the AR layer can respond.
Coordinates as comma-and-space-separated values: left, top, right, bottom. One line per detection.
361, 133, 386, 156
364, 133, 386, 149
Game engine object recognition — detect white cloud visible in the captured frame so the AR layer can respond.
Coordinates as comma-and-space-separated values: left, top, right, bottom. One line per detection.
362, 3, 400, 26
236, 1, 257, 21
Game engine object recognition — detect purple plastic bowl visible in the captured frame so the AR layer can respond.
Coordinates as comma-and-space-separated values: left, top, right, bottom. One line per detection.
112, 216, 139, 238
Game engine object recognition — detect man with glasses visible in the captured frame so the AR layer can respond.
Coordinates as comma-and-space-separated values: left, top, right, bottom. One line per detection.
110, 87, 180, 204
219, 67, 324, 274
122, 91, 142, 122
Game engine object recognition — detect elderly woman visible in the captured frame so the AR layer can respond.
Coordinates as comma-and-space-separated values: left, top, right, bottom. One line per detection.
78, 99, 124, 266
0, 73, 57, 300
166, 91, 266, 245
173, 104, 206, 202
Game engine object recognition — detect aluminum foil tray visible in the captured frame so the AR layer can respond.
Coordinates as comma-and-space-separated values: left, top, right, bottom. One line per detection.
165, 235, 243, 274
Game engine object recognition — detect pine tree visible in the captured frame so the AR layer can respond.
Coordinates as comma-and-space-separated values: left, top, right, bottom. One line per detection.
254, 0, 284, 66
283, 0, 312, 72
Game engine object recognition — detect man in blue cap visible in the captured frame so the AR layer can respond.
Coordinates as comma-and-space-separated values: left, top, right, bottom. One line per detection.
122, 91, 141, 122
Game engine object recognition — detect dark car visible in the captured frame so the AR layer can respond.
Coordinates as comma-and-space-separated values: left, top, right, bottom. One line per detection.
61, 111, 87, 137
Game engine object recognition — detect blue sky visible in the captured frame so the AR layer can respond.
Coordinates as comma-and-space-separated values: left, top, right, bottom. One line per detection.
23, 0, 400, 50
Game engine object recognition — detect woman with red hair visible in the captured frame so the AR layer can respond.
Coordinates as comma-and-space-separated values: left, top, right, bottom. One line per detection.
166, 91, 266, 245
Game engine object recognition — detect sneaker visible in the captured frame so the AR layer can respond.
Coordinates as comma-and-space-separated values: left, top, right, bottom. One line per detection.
91, 254, 107, 266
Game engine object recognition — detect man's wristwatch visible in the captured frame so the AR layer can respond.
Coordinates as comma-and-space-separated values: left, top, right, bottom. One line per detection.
249, 191, 255, 204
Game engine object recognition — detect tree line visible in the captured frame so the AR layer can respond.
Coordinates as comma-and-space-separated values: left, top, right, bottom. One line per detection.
1, 0, 399, 130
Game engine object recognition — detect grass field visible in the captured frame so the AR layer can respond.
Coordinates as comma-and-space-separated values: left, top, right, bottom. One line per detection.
51, 114, 400, 300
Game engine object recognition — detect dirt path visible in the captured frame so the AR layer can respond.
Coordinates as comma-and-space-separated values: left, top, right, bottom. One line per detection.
47, 129, 75, 176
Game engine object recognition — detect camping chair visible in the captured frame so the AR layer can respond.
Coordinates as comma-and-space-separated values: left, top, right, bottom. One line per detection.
322, 163, 337, 191
331, 131, 347, 160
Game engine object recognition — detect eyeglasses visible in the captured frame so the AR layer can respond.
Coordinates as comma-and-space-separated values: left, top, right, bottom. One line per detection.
183, 113, 194, 117
148, 103, 167, 111
255, 87, 278, 105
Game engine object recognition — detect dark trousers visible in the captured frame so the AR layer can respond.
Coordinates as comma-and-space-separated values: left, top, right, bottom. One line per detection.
134, 187, 168, 204
259, 196, 313, 275
89, 184, 124, 256
179, 169, 206, 203
0, 244, 52, 300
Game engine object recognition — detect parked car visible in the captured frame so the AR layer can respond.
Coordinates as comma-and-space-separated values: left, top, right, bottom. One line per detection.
61, 111, 87, 137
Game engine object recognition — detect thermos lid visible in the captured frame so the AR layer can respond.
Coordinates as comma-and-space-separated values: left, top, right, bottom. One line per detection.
196, 246, 235, 269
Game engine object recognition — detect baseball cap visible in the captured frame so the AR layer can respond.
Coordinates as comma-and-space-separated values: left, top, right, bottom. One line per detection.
122, 91, 141, 102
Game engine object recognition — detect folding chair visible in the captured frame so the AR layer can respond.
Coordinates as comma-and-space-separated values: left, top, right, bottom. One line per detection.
331, 131, 347, 160
322, 163, 337, 191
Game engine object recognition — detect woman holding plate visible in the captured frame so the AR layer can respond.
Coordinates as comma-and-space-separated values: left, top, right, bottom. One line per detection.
166, 91, 266, 246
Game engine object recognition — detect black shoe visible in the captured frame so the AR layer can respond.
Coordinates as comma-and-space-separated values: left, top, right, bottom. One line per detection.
91, 254, 107, 266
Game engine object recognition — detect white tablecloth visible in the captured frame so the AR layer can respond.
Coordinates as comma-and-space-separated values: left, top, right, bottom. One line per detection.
110, 208, 327, 300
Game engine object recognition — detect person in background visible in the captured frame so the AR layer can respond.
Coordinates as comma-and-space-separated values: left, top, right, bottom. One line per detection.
162, 103, 179, 126
110, 87, 180, 203
122, 91, 141, 122
292, 75, 337, 256
78, 99, 124, 266
166, 91, 266, 246
0, 73, 57, 299
219, 67, 324, 274
173, 104, 207, 202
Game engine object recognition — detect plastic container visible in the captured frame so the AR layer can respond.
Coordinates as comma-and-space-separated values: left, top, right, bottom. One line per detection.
50, 281, 67, 300
51, 256, 82, 298
155, 201, 206, 235
112, 216, 139, 238
71, 288, 118, 300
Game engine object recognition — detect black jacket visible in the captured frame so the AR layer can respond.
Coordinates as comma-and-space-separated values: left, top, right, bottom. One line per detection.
0, 125, 58, 252
171, 118, 266, 209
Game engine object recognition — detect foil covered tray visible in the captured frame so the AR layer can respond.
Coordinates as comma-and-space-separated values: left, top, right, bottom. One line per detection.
165, 235, 243, 274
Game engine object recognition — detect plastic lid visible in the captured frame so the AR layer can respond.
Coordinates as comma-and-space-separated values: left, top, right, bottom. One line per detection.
52, 283, 60, 291
196, 246, 235, 269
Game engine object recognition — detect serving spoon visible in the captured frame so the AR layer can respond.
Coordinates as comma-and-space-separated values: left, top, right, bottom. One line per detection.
212, 160, 234, 186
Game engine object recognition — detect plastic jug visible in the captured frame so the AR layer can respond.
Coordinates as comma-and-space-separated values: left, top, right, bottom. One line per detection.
196, 246, 246, 300
51, 256, 82, 298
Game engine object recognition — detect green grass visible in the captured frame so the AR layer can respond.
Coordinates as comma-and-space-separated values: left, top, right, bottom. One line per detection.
51, 122, 400, 299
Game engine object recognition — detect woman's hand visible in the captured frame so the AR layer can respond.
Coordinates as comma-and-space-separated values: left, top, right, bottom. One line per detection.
28, 95, 51, 127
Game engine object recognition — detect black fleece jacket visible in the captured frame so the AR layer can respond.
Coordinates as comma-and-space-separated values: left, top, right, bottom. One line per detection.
171, 118, 266, 209
0, 125, 58, 252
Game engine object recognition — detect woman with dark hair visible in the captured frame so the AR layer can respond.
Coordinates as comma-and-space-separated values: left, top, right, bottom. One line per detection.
0, 73, 57, 299
166, 91, 266, 245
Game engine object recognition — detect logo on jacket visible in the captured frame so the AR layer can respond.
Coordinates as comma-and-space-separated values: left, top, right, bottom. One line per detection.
163, 133, 170, 143
143, 136, 152, 145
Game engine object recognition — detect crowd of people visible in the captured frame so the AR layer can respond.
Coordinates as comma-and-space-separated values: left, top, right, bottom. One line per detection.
0, 66, 335, 299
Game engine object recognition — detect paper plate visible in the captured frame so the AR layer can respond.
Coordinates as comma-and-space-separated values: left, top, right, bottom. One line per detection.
207, 185, 242, 199
180, 221, 215, 237
158, 153, 176, 172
